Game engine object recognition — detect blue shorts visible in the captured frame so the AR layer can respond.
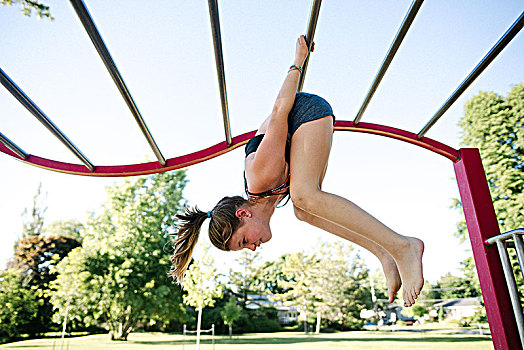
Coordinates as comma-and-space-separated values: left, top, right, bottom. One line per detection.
288, 92, 335, 137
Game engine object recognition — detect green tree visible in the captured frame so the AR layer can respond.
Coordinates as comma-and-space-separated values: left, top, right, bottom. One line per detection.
433, 273, 479, 300
458, 84, 523, 233
228, 250, 261, 308
220, 297, 241, 338
411, 304, 427, 318
182, 245, 222, 349
20, 182, 47, 239
272, 251, 321, 334
312, 242, 348, 332
255, 256, 289, 295
46, 219, 84, 242
51, 172, 188, 340
454, 84, 523, 303
0, 269, 39, 343
8, 234, 81, 335
334, 252, 372, 330
312, 242, 372, 331
460, 257, 481, 296
1, 0, 53, 19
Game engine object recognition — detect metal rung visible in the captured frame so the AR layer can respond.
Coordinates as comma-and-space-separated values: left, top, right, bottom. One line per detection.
297, 0, 322, 92
354, 0, 424, 124
69, 0, 166, 166
417, 12, 524, 138
0, 68, 94, 170
487, 228, 524, 347
0, 132, 27, 160
207, 0, 232, 146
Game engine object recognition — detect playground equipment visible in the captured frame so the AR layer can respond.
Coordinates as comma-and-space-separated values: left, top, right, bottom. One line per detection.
0, 1, 523, 348
487, 229, 524, 345
183, 324, 215, 350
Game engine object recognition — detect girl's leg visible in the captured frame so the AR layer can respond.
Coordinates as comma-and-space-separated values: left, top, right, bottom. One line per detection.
294, 205, 401, 302
289, 116, 424, 306
292, 138, 401, 302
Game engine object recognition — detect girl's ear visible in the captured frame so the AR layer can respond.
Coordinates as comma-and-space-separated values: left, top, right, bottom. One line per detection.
235, 208, 252, 219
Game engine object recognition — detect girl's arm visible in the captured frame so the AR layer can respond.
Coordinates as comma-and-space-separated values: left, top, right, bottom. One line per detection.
273, 35, 311, 113
246, 36, 312, 189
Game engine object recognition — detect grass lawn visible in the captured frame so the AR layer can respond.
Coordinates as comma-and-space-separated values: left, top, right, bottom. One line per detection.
0, 329, 493, 350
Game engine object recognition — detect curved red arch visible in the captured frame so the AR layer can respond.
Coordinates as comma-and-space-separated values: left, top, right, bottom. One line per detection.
0, 121, 459, 177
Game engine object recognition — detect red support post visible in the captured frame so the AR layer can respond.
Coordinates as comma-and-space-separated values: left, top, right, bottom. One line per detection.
454, 148, 521, 349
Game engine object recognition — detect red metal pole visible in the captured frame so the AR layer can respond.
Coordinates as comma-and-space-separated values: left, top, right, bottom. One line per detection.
454, 148, 521, 350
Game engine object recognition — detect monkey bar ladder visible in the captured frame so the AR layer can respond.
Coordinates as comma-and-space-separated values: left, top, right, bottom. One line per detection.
1, 1, 523, 348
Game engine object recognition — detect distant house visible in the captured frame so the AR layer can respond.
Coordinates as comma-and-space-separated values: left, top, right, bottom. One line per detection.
245, 294, 299, 325
433, 297, 482, 320
380, 303, 415, 325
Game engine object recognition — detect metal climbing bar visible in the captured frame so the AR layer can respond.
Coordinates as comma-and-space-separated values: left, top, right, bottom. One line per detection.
297, 0, 322, 92
207, 0, 232, 146
354, 0, 424, 124
486, 228, 524, 347
0, 132, 27, 160
69, 0, 166, 166
418, 11, 524, 138
0, 68, 94, 170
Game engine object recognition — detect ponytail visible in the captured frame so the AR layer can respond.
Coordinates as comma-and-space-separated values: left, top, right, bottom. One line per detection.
169, 206, 208, 284
169, 195, 249, 284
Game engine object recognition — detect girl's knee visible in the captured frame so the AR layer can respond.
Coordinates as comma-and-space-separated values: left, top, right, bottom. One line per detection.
293, 205, 309, 222
290, 187, 319, 213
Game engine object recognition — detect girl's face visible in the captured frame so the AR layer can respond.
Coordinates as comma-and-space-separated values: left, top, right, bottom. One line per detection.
228, 208, 272, 251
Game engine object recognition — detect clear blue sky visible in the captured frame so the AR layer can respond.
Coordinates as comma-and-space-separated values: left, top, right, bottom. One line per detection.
1, 0, 523, 283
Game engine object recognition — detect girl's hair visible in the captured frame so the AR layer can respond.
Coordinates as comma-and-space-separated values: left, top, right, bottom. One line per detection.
169, 195, 248, 284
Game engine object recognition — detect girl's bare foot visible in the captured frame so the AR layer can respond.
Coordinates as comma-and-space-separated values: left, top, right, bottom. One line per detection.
392, 237, 424, 307
380, 255, 402, 303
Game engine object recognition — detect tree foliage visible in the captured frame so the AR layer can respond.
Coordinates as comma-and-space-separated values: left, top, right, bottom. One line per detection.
46, 219, 84, 242
255, 256, 289, 295
433, 273, 479, 300
1, 0, 53, 19
182, 245, 223, 310
9, 234, 81, 287
50, 172, 188, 341
458, 84, 523, 233
220, 297, 241, 337
20, 182, 47, 239
182, 244, 222, 347
271, 242, 371, 331
228, 250, 261, 308
312, 242, 372, 329
8, 234, 81, 335
454, 84, 523, 303
0, 269, 39, 343
272, 250, 320, 330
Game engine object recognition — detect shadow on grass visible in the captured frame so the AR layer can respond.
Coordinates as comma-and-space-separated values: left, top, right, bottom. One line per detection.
2, 347, 49, 349
132, 335, 491, 346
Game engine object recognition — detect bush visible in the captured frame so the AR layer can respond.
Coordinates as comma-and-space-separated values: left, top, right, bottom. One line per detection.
470, 306, 488, 323
230, 307, 282, 334
0, 269, 39, 344
251, 318, 281, 333
458, 318, 471, 327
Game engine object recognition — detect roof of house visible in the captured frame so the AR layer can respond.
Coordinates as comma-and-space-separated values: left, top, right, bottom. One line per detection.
433, 297, 481, 308
245, 294, 299, 312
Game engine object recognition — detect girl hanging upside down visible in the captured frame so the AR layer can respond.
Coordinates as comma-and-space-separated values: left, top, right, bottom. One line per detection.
170, 35, 424, 307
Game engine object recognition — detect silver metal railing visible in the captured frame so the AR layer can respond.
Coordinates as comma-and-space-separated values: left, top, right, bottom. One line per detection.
207, 0, 232, 146
0, 67, 94, 170
486, 228, 524, 346
353, 0, 424, 124
297, 0, 322, 92
70, 0, 166, 166
0, 131, 27, 160
417, 11, 524, 138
